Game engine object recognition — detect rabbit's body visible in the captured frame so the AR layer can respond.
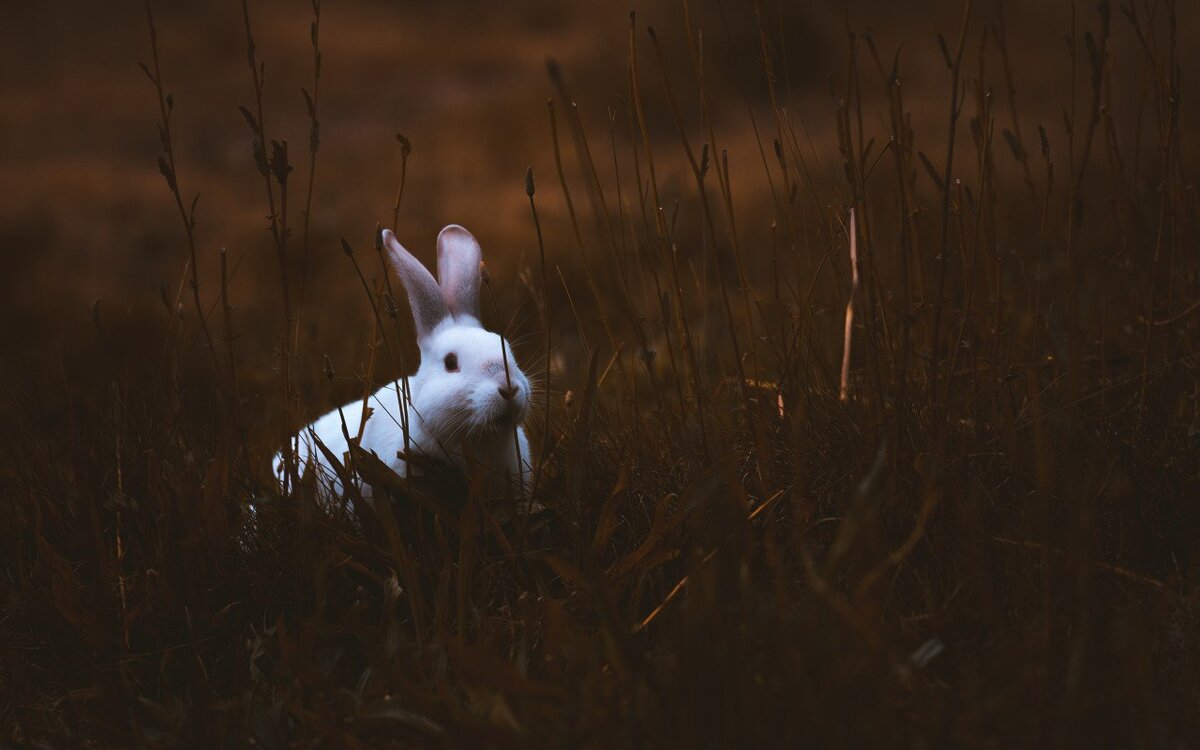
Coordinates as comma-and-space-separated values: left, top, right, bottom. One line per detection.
274, 225, 532, 500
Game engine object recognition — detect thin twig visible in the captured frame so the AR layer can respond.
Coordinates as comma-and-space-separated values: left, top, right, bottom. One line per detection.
840, 208, 859, 402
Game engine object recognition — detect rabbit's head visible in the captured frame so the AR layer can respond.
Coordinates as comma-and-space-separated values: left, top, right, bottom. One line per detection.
382, 225, 531, 444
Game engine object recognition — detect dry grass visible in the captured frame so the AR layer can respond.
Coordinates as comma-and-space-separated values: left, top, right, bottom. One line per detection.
3, 0, 1200, 746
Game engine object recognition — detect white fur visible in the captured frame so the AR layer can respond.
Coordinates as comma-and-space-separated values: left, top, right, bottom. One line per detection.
273, 225, 532, 501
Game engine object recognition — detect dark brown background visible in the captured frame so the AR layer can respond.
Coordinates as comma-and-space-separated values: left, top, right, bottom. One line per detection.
2, 0, 1196, 403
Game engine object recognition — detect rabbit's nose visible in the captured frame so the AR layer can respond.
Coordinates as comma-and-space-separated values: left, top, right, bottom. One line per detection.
498, 384, 518, 401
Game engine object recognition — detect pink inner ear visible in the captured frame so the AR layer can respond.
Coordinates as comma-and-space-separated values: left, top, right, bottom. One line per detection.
383, 229, 449, 341
437, 225, 482, 322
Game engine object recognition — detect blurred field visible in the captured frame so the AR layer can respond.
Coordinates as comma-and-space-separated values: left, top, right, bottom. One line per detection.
2, 0, 1200, 746
8, 0, 1193, 395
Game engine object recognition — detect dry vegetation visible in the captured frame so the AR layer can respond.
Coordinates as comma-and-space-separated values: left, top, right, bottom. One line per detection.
3, 0, 1200, 746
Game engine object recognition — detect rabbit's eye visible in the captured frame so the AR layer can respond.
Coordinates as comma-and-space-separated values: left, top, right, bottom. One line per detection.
443, 353, 459, 372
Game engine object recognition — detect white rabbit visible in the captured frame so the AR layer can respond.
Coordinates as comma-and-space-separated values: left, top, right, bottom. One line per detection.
273, 224, 532, 501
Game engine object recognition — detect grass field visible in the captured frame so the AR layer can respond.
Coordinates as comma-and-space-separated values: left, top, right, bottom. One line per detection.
2, 0, 1199, 746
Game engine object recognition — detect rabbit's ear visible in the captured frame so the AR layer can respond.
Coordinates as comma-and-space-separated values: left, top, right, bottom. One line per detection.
436, 224, 482, 324
383, 228, 449, 342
